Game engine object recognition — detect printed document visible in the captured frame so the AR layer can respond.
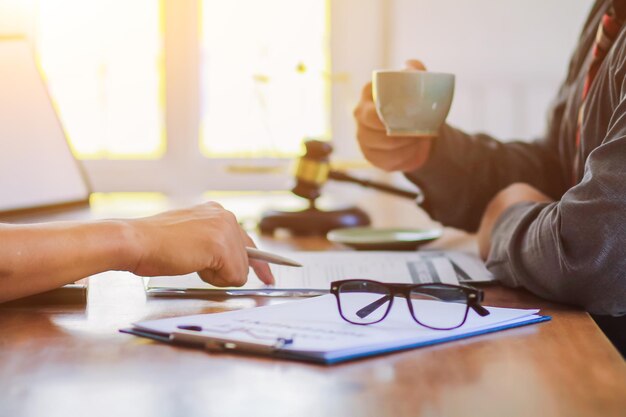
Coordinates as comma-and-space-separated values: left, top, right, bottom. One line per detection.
146, 250, 494, 294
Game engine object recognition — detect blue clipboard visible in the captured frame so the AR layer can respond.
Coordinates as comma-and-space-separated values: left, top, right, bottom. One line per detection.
120, 314, 551, 365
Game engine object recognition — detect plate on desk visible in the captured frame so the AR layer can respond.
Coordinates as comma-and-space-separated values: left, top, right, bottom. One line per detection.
327, 227, 443, 251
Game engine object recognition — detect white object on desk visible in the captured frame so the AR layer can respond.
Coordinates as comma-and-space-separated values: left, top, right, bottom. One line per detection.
146, 250, 494, 296
0, 38, 89, 214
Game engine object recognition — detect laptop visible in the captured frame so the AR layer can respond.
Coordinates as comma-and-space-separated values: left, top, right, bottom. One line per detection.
0, 37, 90, 216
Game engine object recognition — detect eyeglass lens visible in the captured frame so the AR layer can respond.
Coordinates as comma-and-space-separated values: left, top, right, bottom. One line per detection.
337, 281, 392, 324
409, 285, 469, 329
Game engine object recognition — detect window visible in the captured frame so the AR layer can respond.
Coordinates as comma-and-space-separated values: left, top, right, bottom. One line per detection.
36, 0, 164, 159
200, 0, 330, 158
34, 0, 385, 193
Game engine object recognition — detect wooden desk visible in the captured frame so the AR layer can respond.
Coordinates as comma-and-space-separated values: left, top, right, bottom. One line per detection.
1, 195, 625, 417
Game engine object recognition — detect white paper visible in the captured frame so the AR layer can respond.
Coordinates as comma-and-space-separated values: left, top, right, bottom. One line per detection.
133, 295, 541, 361
147, 250, 494, 293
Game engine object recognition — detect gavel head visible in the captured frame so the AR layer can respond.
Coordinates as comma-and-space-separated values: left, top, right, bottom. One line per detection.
292, 140, 333, 201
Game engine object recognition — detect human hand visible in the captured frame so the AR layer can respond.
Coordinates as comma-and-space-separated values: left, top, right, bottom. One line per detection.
125, 202, 274, 287
477, 183, 552, 260
353, 59, 435, 172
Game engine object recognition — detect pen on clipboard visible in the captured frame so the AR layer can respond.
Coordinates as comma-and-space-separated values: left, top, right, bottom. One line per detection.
246, 247, 302, 267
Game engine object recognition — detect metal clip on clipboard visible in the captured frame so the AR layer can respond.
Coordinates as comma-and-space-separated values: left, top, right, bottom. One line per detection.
170, 329, 293, 355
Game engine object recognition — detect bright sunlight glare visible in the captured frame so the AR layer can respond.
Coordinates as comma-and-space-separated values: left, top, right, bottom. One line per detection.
36, 0, 164, 159
200, 0, 330, 158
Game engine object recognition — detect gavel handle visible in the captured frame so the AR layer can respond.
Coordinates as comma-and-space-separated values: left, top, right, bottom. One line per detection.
328, 170, 424, 203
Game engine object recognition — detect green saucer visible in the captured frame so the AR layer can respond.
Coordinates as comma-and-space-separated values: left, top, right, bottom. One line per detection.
327, 227, 443, 251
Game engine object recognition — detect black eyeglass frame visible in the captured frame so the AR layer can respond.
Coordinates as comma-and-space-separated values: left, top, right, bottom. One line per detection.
330, 279, 490, 330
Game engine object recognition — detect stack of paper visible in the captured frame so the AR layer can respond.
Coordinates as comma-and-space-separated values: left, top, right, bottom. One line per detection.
123, 295, 549, 364
146, 250, 494, 296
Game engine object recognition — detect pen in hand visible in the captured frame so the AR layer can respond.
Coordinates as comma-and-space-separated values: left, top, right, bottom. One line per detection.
246, 247, 302, 267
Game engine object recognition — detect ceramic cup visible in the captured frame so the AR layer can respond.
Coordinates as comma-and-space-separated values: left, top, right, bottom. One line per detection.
372, 70, 455, 136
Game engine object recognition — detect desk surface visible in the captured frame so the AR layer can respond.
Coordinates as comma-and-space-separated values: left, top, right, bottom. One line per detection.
1, 195, 625, 417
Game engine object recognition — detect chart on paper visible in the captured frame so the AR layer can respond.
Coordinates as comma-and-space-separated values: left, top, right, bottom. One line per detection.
146, 250, 494, 294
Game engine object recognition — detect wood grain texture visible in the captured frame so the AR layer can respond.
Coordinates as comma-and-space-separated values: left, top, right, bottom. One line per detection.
1, 199, 625, 417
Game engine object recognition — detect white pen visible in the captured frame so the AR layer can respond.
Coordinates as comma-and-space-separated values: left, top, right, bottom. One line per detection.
246, 247, 303, 267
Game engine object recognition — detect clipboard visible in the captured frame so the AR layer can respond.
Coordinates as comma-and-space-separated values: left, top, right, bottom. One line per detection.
121, 295, 551, 365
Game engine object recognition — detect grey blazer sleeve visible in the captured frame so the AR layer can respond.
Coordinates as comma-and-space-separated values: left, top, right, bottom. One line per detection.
487, 103, 626, 316
404, 124, 565, 232
485, 31, 626, 316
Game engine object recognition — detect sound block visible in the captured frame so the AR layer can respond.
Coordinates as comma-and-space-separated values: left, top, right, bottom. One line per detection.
259, 206, 371, 236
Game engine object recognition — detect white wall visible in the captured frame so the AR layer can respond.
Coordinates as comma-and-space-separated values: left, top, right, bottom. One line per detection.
388, 0, 594, 142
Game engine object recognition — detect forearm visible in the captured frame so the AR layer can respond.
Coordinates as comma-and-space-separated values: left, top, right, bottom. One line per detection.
0, 220, 138, 303
405, 124, 565, 232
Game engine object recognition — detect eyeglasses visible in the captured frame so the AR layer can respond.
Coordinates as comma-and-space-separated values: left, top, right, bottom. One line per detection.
330, 279, 490, 330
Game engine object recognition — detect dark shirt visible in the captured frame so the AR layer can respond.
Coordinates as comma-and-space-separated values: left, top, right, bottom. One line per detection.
406, 0, 626, 316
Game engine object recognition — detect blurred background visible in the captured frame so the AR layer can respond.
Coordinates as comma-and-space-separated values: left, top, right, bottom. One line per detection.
0, 0, 592, 197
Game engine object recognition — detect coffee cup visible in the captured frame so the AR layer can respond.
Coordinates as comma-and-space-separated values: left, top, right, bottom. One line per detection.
372, 70, 455, 136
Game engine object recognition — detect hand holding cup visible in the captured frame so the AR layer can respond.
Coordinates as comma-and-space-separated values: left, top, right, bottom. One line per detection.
354, 60, 455, 172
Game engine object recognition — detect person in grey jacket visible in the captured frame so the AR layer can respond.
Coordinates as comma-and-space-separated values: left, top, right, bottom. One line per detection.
354, 0, 625, 352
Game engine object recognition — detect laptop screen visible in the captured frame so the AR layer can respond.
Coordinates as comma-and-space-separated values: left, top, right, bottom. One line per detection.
0, 38, 90, 214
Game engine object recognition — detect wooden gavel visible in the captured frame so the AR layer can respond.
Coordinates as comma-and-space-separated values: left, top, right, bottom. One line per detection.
292, 140, 424, 204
